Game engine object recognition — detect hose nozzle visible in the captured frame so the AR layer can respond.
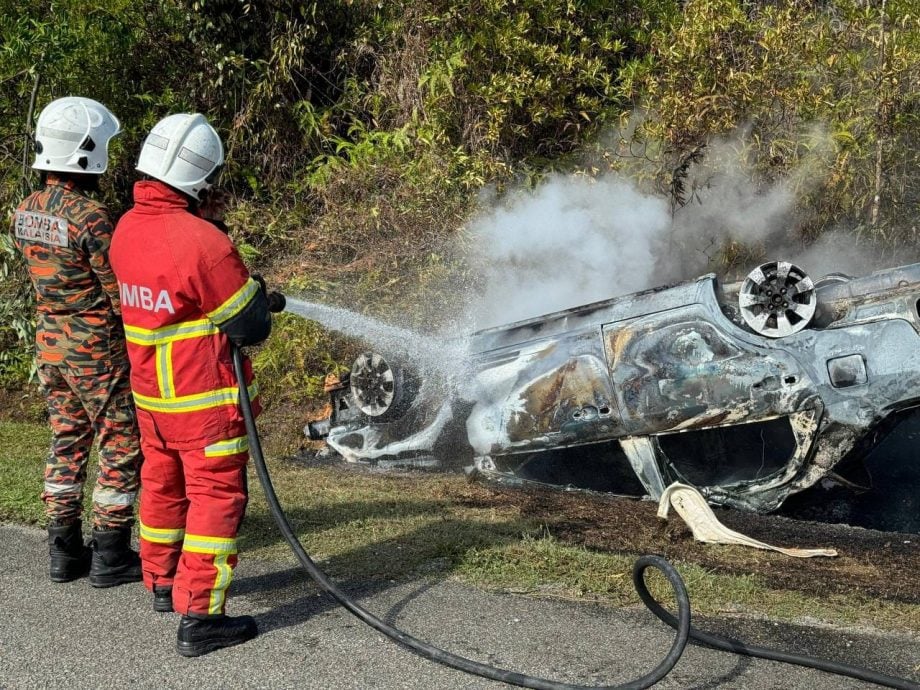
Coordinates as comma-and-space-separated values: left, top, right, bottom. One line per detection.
267, 291, 286, 313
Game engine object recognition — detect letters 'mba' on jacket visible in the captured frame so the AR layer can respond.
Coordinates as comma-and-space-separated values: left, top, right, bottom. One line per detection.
110, 180, 264, 447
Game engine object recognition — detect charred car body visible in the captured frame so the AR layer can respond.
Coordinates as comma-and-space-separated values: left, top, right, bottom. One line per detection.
311, 261, 920, 512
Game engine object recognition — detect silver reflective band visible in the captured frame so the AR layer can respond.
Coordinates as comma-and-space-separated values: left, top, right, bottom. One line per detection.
38, 126, 83, 142
178, 146, 215, 172
43, 481, 81, 496
146, 132, 169, 150
92, 487, 137, 506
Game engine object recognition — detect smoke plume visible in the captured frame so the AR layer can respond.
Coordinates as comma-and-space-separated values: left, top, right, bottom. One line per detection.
467, 176, 672, 328
465, 128, 905, 329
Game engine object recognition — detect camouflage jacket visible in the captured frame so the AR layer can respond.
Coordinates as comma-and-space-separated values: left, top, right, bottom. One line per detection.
11, 174, 127, 370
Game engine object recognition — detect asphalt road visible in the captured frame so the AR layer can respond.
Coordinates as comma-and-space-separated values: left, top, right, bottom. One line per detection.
1, 523, 918, 689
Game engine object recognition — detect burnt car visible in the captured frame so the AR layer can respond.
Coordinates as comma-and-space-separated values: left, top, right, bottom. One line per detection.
309, 261, 920, 513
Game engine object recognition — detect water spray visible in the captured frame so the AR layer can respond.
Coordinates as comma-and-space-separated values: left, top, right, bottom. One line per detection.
285, 298, 470, 380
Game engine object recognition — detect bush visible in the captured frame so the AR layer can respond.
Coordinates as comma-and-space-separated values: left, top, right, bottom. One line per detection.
2, 0, 918, 410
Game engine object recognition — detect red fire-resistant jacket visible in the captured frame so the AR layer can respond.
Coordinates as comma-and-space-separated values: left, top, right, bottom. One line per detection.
110, 181, 270, 449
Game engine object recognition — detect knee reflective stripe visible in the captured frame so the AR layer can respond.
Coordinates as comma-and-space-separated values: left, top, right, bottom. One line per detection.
209, 554, 233, 614
43, 481, 81, 496
182, 533, 237, 555
139, 521, 185, 544
204, 435, 249, 458
92, 486, 137, 506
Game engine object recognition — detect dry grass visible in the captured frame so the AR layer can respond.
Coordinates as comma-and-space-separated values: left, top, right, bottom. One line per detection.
3, 417, 917, 634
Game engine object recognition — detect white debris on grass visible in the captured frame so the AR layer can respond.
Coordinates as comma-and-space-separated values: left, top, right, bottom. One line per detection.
658, 482, 838, 558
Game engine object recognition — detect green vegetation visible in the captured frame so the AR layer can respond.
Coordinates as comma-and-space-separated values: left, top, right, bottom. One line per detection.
0, 421, 50, 523
0, 421, 99, 524
457, 535, 920, 632
2, 2, 918, 421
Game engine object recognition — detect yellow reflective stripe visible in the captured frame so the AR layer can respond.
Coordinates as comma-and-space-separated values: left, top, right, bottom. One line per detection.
133, 383, 259, 414
139, 521, 185, 545
165, 341, 175, 397
124, 318, 219, 346
155, 342, 174, 398
204, 435, 249, 458
207, 278, 259, 325
208, 553, 232, 615
183, 533, 238, 555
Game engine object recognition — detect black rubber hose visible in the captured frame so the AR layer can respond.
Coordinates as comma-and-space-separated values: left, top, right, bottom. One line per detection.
633, 576, 919, 690
233, 345, 919, 690
232, 345, 690, 689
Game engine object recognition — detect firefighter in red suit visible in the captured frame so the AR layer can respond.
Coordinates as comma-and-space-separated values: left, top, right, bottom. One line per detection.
110, 113, 284, 657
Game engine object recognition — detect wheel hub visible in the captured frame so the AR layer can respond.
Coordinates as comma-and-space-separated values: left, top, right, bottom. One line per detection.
739, 261, 816, 337
350, 352, 396, 417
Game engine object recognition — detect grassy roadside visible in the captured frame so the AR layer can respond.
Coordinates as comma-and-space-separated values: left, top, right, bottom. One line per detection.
0, 422, 51, 524
3, 419, 918, 634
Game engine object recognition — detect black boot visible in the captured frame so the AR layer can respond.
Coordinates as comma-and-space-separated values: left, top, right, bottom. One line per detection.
89, 527, 142, 588
154, 586, 174, 613
177, 614, 258, 657
48, 520, 91, 582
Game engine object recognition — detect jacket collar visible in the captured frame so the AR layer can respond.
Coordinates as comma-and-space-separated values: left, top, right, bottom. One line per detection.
45, 174, 82, 194
132, 180, 191, 213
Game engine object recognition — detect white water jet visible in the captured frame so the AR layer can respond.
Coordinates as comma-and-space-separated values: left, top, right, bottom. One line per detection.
284, 297, 472, 385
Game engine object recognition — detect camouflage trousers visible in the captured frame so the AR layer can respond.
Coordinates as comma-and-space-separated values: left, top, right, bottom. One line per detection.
38, 363, 142, 528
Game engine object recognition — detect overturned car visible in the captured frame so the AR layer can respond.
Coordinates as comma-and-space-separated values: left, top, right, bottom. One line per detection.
309, 261, 920, 513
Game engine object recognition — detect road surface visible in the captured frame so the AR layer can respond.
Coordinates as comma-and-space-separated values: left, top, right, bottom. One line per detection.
1, 523, 917, 689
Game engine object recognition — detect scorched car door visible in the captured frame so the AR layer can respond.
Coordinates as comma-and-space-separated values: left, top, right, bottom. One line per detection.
603, 305, 813, 435
470, 327, 625, 454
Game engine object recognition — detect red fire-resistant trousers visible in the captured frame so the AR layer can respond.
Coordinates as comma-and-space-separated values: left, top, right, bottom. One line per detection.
138, 438, 248, 616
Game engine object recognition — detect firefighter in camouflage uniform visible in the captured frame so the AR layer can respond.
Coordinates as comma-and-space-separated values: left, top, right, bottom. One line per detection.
12, 97, 142, 586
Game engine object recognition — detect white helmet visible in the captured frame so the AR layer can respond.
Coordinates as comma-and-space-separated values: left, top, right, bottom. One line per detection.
33, 97, 121, 174
136, 113, 224, 199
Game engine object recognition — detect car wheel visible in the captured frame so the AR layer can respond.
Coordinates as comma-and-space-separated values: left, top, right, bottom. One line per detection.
738, 261, 816, 337
813, 272, 852, 289
349, 352, 417, 420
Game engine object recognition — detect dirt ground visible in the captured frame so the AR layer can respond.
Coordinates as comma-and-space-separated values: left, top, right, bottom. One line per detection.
468, 482, 920, 605
0, 385, 45, 424
294, 449, 920, 608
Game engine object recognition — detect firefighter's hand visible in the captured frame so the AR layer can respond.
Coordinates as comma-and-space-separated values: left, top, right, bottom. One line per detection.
199, 188, 229, 222
252, 273, 285, 312
267, 291, 286, 313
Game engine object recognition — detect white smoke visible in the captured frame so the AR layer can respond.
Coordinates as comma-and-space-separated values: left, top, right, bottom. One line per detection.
465, 128, 906, 329
468, 175, 672, 328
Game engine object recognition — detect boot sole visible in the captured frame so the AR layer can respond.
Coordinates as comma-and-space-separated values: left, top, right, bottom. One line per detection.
50, 571, 87, 583
89, 569, 143, 588
177, 633, 255, 657
154, 600, 175, 613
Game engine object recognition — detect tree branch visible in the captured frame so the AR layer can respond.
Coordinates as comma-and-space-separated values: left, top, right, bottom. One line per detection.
20, 70, 41, 197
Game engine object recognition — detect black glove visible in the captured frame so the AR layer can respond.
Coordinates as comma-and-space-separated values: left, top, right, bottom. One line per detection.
251, 273, 284, 312
267, 291, 286, 313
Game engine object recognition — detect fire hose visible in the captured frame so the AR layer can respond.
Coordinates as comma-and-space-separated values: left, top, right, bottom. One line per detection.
231, 345, 918, 689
